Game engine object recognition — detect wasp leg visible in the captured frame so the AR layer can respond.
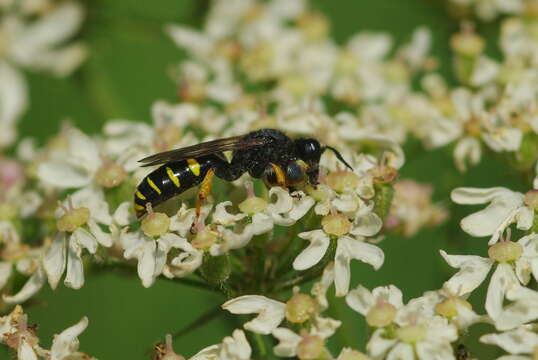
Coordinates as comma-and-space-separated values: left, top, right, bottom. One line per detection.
191, 168, 215, 233
269, 163, 286, 187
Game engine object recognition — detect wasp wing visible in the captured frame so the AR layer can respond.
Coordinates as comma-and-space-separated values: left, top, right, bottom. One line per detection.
139, 135, 266, 167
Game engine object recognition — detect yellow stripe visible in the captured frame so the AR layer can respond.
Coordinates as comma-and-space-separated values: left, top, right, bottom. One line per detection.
187, 158, 201, 176
135, 191, 146, 200
166, 167, 180, 187
134, 204, 145, 211
146, 177, 161, 194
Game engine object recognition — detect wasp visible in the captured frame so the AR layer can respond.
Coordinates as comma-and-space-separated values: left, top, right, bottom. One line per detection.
134, 128, 352, 218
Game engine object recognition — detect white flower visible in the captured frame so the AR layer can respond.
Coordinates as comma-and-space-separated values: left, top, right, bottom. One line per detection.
481, 326, 538, 359
190, 329, 251, 360
493, 286, 538, 331
451, 187, 533, 245
345, 284, 404, 318
0, 62, 26, 149
222, 295, 286, 335
43, 187, 113, 290
293, 212, 384, 297
48, 316, 89, 360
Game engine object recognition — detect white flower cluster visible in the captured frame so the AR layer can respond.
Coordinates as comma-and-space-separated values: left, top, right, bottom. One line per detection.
0, 0, 87, 149
0, 305, 93, 359
448, 0, 525, 21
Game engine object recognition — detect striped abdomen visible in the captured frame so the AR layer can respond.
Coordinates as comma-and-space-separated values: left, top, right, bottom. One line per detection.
134, 157, 213, 218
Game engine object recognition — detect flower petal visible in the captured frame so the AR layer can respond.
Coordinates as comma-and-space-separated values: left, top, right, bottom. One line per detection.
293, 230, 330, 271
3, 266, 46, 304
486, 263, 520, 320
222, 295, 286, 334
50, 317, 89, 359
440, 250, 493, 295
272, 327, 301, 357
43, 233, 67, 290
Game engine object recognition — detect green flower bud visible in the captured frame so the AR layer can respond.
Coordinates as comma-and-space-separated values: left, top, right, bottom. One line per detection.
200, 254, 231, 285
373, 183, 394, 221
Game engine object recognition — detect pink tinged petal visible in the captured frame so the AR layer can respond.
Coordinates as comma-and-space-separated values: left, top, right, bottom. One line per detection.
18, 339, 38, 360
3, 266, 46, 304
87, 219, 112, 247
486, 263, 520, 320
50, 317, 88, 359
373, 285, 404, 309
335, 238, 384, 297
367, 329, 398, 359
138, 241, 157, 288
0, 262, 13, 290
416, 341, 454, 360
64, 240, 84, 289
293, 230, 330, 271
351, 212, 383, 237
312, 315, 341, 338
440, 250, 493, 295
43, 233, 67, 290
481, 327, 538, 354
222, 295, 286, 335
386, 342, 414, 360
37, 161, 91, 188
272, 328, 301, 357
345, 284, 375, 315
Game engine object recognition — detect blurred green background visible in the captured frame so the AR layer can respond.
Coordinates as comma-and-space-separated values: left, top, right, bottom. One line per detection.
2, 0, 522, 358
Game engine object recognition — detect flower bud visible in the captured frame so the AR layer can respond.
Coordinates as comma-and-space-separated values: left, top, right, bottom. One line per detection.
200, 254, 231, 285
396, 325, 426, 344
95, 161, 127, 188
365, 302, 397, 328
435, 298, 472, 318
373, 183, 394, 221
488, 241, 523, 263
321, 214, 351, 237
57, 207, 90, 232
141, 212, 170, 238
286, 293, 317, 323
297, 334, 325, 360
238, 196, 267, 215
326, 171, 359, 192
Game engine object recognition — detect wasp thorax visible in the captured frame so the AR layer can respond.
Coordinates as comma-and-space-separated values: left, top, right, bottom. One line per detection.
365, 302, 397, 328
435, 297, 472, 319
326, 171, 359, 192
192, 228, 219, 250
396, 325, 426, 344
95, 161, 127, 188
322, 214, 351, 237
297, 334, 325, 360
338, 349, 371, 360
141, 212, 170, 238
239, 197, 267, 215
57, 207, 90, 232
488, 241, 523, 262
525, 190, 538, 211
286, 293, 317, 324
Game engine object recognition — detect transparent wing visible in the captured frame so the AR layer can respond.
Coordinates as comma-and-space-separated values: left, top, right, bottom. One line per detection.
138, 135, 266, 167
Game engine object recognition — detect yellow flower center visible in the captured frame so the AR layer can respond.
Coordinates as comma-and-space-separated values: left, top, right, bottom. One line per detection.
141, 212, 170, 238
95, 162, 127, 188
488, 241, 523, 263
238, 196, 267, 215
366, 302, 397, 328
435, 297, 472, 319
297, 334, 325, 360
192, 228, 219, 250
285, 293, 317, 324
57, 207, 90, 232
396, 325, 426, 344
326, 171, 359, 192
321, 214, 352, 237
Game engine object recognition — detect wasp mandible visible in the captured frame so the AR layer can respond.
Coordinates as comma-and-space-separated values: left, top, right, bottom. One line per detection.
134, 128, 352, 218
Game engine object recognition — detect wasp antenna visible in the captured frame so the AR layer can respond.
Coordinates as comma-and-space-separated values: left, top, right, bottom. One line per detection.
322, 146, 354, 171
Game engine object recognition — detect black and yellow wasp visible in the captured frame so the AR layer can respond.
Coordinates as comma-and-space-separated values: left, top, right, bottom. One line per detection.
134, 128, 352, 218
